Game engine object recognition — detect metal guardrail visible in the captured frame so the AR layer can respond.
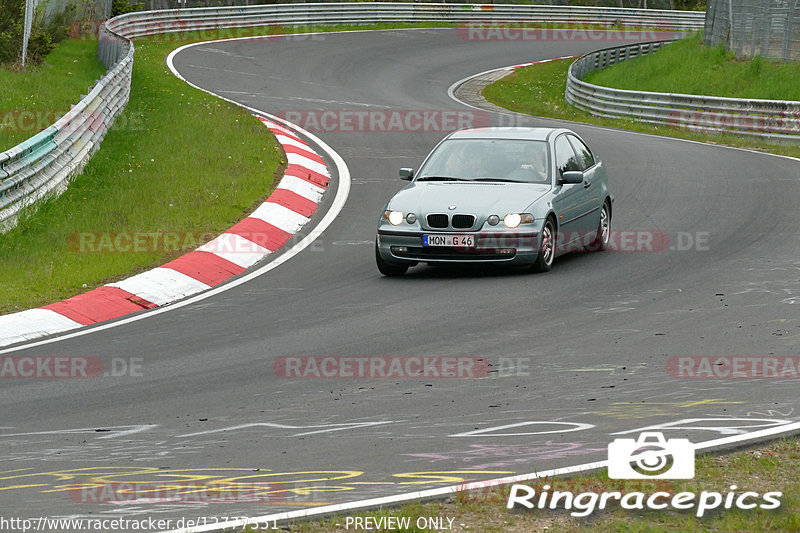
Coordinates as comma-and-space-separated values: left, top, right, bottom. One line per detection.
0, 26, 132, 231
107, 4, 704, 38
565, 41, 800, 143
0, 3, 705, 231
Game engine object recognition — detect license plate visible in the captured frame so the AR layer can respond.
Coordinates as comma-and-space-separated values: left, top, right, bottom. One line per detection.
423, 234, 475, 247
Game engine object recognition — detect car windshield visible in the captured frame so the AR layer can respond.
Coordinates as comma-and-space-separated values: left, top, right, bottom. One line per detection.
416, 138, 550, 184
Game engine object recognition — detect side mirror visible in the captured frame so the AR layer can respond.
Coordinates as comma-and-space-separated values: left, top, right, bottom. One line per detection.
560, 170, 584, 184
399, 168, 414, 181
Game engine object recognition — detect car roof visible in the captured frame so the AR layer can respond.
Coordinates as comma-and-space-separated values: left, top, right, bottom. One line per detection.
446, 127, 570, 142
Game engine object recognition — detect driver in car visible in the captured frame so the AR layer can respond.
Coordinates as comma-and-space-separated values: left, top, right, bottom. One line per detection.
506, 145, 548, 183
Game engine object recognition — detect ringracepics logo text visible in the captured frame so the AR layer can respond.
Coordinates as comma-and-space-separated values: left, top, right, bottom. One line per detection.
506, 482, 781, 518
506, 432, 782, 517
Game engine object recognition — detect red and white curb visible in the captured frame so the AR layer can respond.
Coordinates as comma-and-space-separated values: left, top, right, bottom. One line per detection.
0, 117, 329, 348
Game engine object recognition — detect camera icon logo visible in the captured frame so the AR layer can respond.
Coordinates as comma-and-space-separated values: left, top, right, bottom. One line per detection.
608, 432, 695, 479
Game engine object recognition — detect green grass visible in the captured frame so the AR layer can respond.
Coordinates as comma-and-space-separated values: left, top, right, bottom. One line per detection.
482, 40, 800, 160
0, 39, 284, 314
0, 39, 108, 150
585, 33, 800, 101
266, 438, 800, 532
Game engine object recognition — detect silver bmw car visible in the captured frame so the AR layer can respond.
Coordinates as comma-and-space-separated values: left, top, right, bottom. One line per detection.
375, 127, 613, 276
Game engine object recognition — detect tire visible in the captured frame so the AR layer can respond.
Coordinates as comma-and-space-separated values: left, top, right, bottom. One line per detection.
531, 218, 555, 273
376, 240, 408, 277
593, 201, 611, 252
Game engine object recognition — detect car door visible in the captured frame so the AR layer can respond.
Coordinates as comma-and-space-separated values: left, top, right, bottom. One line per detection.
551, 134, 587, 246
567, 133, 602, 233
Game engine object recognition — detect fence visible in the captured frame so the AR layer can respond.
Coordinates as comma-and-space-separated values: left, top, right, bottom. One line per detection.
704, 0, 800, 61
565, 40, 800, 142
0, 3, 705, 231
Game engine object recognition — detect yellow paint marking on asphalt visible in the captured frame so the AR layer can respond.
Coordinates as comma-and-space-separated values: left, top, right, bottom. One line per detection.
38, 469, 365, 492
349, 471, 515, 485
0, 484, 49, 490
4, 469, 513, 496
592, 399, 744, 419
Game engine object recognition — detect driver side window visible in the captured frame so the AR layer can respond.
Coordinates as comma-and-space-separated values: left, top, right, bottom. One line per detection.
554, 135, 580, 177
567, 134, 595, 170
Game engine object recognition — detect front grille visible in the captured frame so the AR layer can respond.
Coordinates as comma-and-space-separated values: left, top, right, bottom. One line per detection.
452, 214, 475, 229
427, 213, 449, 228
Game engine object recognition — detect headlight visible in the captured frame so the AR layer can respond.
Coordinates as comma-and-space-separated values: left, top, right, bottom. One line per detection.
384, 210, 404, 226
406, 213, 417, 224
487, 215, 500, 226
503, 213, 534, 228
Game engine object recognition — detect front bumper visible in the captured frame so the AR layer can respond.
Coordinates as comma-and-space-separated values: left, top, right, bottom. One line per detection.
377, 229, 542, 264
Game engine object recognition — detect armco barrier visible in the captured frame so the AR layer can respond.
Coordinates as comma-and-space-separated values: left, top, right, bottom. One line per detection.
0, 3, 705, 231
565, 41, 800, 143
0, 29, 132, 231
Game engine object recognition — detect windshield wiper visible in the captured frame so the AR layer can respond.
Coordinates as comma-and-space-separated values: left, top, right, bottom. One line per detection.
415, 176, 469, 182
473, 178, 525, 183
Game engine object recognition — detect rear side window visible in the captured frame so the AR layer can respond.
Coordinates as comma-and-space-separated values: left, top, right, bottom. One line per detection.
567, 134, 596, 170
554, 135, 581, 176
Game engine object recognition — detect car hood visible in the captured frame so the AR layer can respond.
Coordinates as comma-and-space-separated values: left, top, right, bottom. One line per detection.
388, 181, 551, 214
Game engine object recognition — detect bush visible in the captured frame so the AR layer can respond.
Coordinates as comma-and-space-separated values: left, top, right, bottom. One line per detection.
111, 0, 143, 18
0, 0, 78, 67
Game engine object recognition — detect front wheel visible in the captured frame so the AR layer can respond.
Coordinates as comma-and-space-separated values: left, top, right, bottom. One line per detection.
376, 240, 408, 277
531, 218, 555, 273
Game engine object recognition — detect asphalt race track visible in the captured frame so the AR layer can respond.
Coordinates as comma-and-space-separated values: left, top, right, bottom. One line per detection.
3, 28, 800, 528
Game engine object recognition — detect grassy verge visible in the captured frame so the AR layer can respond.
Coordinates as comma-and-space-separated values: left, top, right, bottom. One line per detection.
0, 38, 284, 314
0, 38, 107, 150
482, 34, 800, 160
585, 33, 800, 101
264, 437, 800, 532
